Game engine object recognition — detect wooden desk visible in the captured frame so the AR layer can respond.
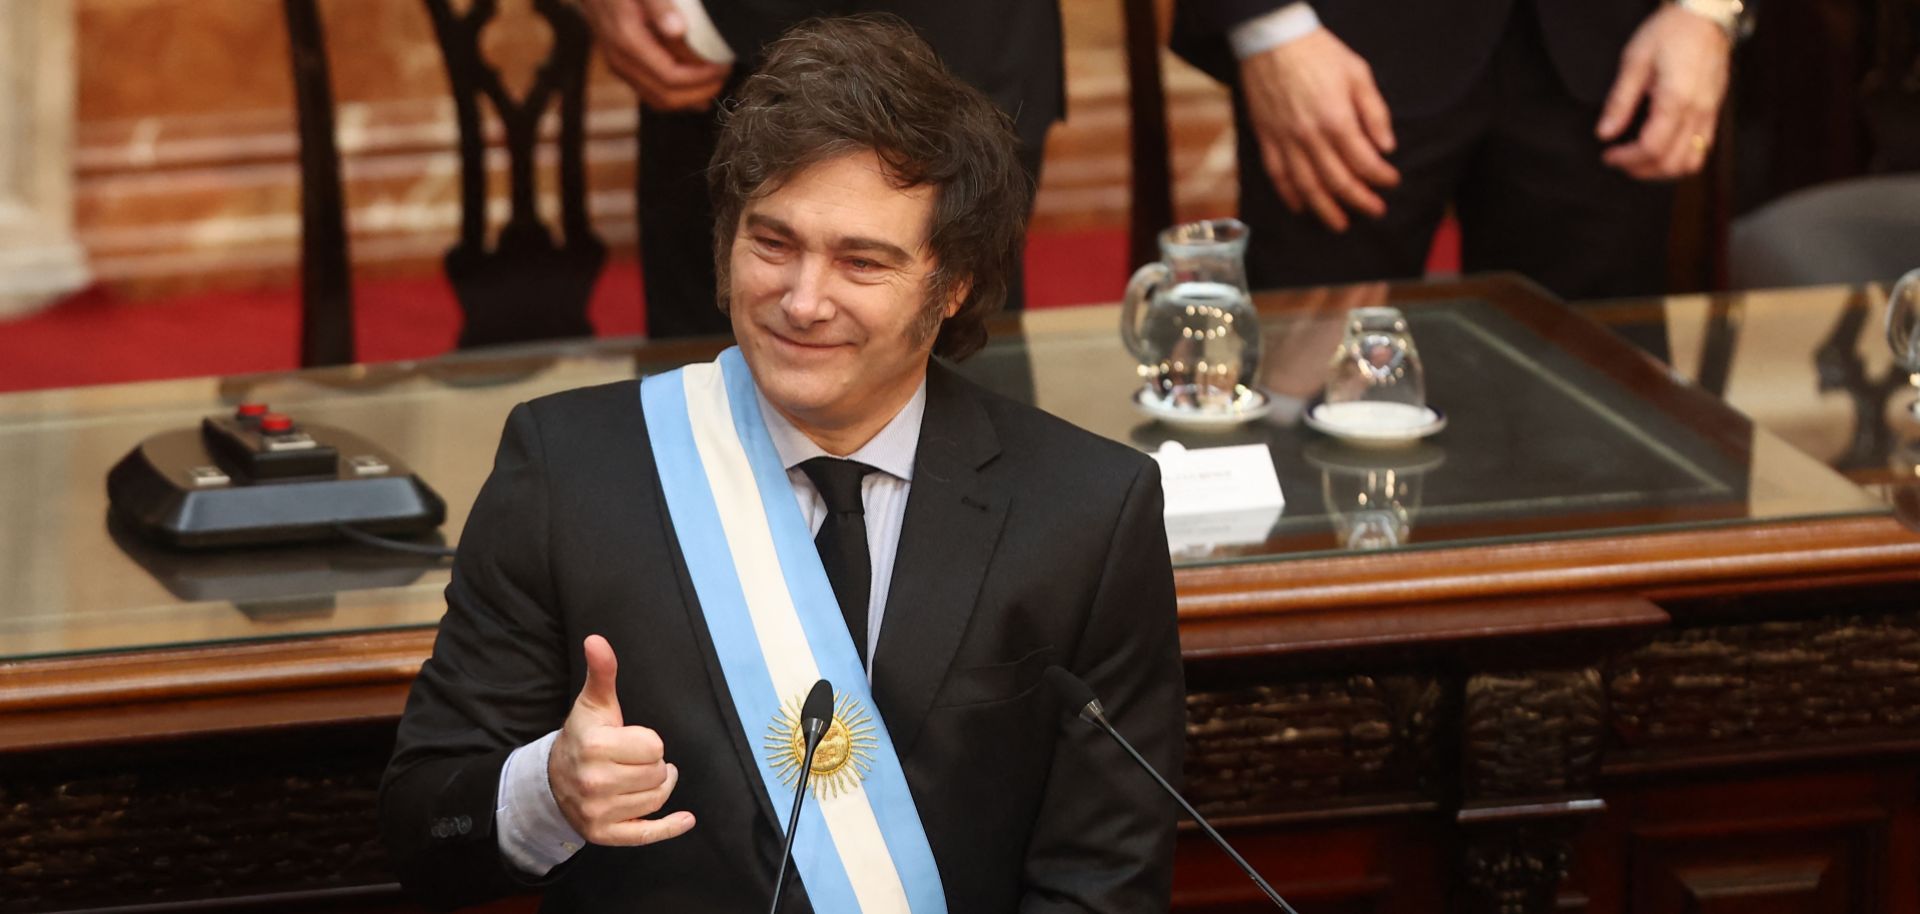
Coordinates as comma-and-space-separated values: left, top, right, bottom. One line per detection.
5, 277, 1919, 914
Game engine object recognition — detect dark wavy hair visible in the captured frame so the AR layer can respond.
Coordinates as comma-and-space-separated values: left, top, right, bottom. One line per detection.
708, 15, 1031, 361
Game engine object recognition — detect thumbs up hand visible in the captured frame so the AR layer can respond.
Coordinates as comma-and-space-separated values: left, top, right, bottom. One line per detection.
548, 634, 697, 845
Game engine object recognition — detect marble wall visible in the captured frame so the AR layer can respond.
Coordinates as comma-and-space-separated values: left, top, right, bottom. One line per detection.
2, 0, 90, 316
69, 0, 1235, 297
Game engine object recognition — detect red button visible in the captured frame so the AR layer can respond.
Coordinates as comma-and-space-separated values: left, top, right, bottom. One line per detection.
236, 403, 269, 418
259, 413, 294, 434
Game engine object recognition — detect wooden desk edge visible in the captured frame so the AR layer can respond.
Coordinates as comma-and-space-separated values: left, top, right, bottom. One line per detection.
5, 514, 1916, 750
1176, 513, 1920, 617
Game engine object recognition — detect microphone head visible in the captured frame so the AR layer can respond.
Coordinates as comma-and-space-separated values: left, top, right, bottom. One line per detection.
1043, 665, 1104, 723
800, 679, 835, 728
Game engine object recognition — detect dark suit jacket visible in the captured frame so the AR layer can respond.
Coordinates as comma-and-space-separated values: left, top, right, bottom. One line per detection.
1172, 0, 1656, 116
380, 362, 1185, 912
697, 1, 1064, 153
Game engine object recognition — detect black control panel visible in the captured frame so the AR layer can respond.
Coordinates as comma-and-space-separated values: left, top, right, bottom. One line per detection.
108, 403, 446, 549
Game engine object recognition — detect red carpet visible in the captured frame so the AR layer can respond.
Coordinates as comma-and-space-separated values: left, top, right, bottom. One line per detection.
0, 222, 1457, 393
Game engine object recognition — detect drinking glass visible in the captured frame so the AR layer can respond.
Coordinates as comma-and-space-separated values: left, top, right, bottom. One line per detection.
1308, 442, 1444, 551
1323, 306, 1426, 411
1885, 268, 1920, 415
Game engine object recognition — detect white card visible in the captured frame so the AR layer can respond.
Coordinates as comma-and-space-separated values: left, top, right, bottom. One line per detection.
1150, 442, 1284, 554
668, 0, 736, 64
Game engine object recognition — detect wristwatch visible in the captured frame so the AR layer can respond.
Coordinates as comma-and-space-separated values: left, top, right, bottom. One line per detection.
1672, 0, 1753, 43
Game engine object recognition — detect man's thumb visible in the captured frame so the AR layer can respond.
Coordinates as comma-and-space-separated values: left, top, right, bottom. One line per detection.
578, 634, 623, 723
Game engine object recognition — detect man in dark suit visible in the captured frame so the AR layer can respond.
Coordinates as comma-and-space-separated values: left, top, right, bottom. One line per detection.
576, 0, 1063, 338
1172, 0, 1742, 305
381, 17, 1183, 912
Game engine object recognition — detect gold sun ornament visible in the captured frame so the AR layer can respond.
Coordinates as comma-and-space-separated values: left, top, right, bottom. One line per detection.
765, 690, 879, 799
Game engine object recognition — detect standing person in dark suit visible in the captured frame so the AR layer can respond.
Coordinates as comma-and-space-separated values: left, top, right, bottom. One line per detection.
381, 17, 1184, 912
576, 0, 1063, 338
1172, 0, 1742, 306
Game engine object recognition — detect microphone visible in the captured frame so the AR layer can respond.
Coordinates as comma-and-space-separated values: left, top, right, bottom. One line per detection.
1043, 666, 1301, 914
769, 679, 835, 914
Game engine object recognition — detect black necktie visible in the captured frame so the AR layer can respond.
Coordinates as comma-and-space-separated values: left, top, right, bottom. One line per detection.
799, 457, 876, 668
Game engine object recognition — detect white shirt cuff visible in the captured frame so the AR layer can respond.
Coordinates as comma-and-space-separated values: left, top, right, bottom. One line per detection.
1228, 2, 1323, 59
496, 729, 587, 877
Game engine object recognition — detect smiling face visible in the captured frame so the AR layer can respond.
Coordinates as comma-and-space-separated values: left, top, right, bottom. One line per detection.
728, 150, 964, 449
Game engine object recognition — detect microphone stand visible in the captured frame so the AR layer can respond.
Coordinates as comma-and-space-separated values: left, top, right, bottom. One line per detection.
769, 713, 829, 914
1079, 709, 1297, 913
1046, 666, 1299, 914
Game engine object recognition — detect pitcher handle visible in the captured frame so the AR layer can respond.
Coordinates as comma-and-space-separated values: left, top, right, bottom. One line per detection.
1121, 261, 1171, 361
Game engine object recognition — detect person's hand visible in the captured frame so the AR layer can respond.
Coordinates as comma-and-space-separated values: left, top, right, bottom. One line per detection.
1596, 4, 1733, 180
1238, 28, 1400, 233
577, 0, 731, 111
547, 634, 697, 845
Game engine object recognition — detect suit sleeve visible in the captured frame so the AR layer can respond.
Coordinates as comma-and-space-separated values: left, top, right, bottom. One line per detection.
1180, 0, 1299, 33
379, 403, 575, 908
1171, 0, 1298, 84
1019, 459, 1186, 912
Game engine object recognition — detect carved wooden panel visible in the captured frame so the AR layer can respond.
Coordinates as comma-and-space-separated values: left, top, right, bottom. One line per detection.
1634, 834, 1865, 913
1184, 674, 1445, 819
1464, 669, 1606, 800
1578, 766, 1916, 914
1460, 821, 1581, 914
1610, 611, 1920, 755
0, 727, 395, 913
1660, 859, 1840, 914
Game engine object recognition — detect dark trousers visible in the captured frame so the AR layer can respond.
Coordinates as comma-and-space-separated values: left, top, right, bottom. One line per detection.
638, 104, 1046, 340
1235, 4, 1674, 317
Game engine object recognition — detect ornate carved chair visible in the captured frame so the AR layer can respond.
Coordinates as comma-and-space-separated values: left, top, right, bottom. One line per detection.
1122, 0, 1177, 270
280, 0, 604, 368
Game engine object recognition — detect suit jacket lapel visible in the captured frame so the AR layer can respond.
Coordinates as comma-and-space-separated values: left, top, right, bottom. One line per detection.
871, 362, 1008, 756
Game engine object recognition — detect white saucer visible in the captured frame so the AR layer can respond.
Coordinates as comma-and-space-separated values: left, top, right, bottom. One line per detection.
1303, 400, 1446, 448
1132, 387, 1274, 430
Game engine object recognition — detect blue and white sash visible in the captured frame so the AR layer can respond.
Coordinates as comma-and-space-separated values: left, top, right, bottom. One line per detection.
640, 347, 946, 913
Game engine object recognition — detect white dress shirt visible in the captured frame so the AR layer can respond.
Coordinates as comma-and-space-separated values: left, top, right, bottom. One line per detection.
493, 377, 929, 876
1229, 2, 1323, 59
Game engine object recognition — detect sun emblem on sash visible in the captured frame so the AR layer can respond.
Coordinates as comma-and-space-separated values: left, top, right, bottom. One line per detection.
765, 691, 879, 799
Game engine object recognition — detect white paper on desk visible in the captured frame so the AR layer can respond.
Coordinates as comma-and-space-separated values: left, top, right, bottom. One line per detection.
1150, 443, 1284, 554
